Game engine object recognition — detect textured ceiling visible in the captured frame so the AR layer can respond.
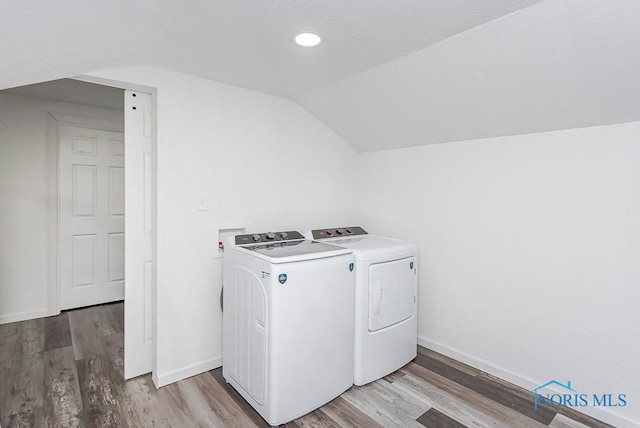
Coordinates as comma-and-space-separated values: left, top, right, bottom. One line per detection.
0, 0, 541, 97
300, 0, 640, 151
2, 0, 638, 151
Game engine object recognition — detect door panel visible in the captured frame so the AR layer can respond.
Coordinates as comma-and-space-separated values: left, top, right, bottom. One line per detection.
72, 135, 97, 156
72, 165, 97, 216
72, 234, 96, 287
108, 232, 125, 282
124, 90, 155, 379
368, 257, 416, 332
108, 166, 125, 215
109, 138, 124, 156
60, 125, 125, 310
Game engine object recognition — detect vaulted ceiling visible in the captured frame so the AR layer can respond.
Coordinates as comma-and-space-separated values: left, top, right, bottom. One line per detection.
2, 0, 639, 151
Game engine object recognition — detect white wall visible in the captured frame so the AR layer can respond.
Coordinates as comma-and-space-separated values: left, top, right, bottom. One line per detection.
356, 121, 640, 427
88, 66, 359, 386
0, 94, 49, 322
0, 92, 123, 323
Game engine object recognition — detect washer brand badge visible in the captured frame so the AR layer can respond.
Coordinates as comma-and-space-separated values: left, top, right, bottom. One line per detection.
349, 262, 354, 272
410, 261, 414, 269
261, 271, 270, 278
278, 273, 287, 284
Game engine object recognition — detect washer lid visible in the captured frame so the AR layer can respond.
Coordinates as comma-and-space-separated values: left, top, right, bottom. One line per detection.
239, 239, 351, 263
316, 235, 416, 260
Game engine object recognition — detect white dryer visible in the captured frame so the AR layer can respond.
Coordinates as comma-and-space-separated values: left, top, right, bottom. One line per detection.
308, 226, 418, 386
223, 230, 355, 426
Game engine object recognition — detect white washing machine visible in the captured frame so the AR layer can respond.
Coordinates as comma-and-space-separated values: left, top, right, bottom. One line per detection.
223, 230, 355, 426
308, 226, 418, 386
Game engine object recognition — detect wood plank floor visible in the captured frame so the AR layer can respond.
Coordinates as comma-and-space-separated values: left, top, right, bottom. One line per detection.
0, 302, 614, 427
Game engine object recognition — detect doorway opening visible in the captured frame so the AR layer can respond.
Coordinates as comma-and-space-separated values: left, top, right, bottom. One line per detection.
0, 78, 157, 380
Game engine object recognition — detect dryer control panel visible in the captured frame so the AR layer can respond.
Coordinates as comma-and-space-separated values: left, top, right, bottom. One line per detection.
311, 226, 368, 240
235, 230, 304, 245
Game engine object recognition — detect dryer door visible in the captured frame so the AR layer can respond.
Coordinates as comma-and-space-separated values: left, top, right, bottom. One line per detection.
368, 257, 416, 332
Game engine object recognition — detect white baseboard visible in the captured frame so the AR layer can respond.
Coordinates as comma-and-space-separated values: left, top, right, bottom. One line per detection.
0, 308, 49, 325
155, 356, 223, 388
418, 336, 638, 428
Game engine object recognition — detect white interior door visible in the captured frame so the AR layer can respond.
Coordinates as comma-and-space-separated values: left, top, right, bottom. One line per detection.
124, 90, 155, 379
59, 125, 125, 310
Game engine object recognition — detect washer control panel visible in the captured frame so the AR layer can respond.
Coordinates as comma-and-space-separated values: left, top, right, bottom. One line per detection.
235, 230, 304, 245
311, 226, 368, 240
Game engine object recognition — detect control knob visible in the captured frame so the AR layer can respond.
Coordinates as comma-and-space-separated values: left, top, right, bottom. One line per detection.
252, 234, 262, 242
266, 232, 276, 240
326, 230, 333, 236
336, 228, 345, 235
280, 232, 288, 240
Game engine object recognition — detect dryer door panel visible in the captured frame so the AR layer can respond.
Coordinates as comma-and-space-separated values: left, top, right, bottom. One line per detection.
368, 257, 415, 332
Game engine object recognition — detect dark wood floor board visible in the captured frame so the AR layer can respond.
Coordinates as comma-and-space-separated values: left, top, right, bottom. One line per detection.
1, 353, 44, 428
20, 318, 45, 357
414, 352, 477, 388
103, 333, 125, 378
417, 346, 482, 378
293, 408, 342, 427
92, 303, 123, 337
415, 349, 612, 428
394, 372, 508, 428
177, 372, 260, 427
320, 396, 385, 428
0, 319, 44, 368
76, 355, 127, 427
0, 366, 8, 426
468, 372, 557, 424
342, 380, 427, 428
43, 346, 84, 427
417, 407, 468, 428
209, 368, 271, 428
44, 312, 72, 352
403, 362, 547, 428
0, 323, 18, 370
108, 301, 125, 334
473, 372, 614, 428
4, 405, 44, 428
68, 307, 105, 360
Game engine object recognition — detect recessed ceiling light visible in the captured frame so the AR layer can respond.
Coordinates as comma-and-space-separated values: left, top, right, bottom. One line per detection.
294, 32, 322, 47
